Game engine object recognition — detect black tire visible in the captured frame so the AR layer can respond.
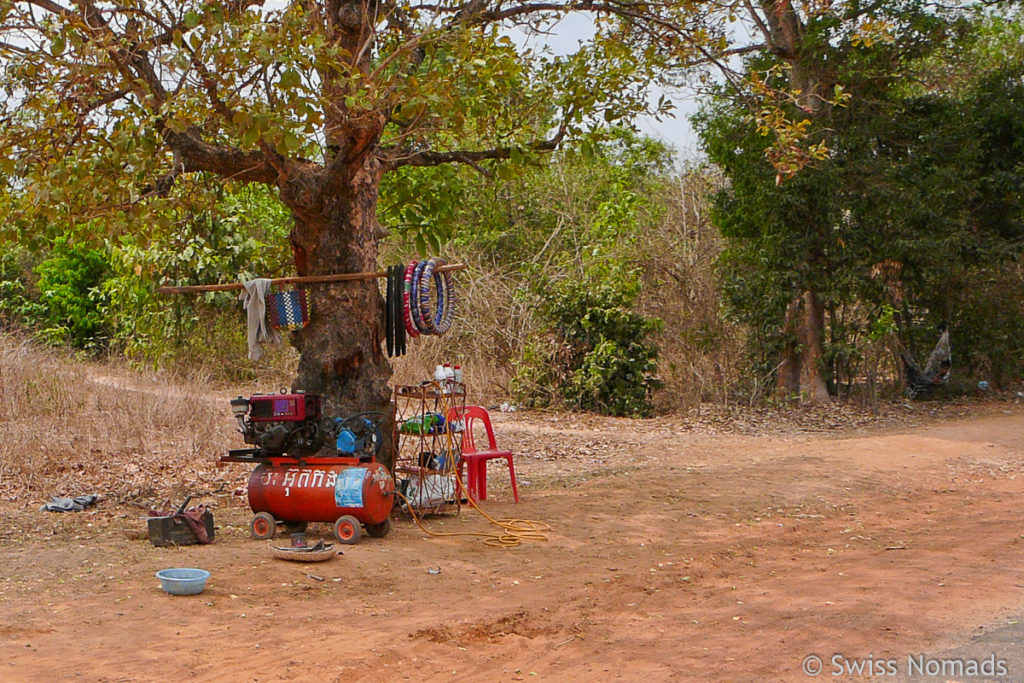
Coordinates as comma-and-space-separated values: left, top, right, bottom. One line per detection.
250, 512, 276, 540
395, 263, 406, 356
385, 265, 395, 357
333, 515, 362, 545
365, 517, 392, 539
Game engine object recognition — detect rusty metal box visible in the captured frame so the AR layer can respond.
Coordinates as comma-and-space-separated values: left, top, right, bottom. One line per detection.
146, 511, 215, 547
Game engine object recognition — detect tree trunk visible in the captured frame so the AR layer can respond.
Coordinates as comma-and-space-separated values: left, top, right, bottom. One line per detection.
798, 290, 830, 403
283, 159, 395, 470
777, 297, 802, 397
777, 290, 831, 403
756, 5, 834, 404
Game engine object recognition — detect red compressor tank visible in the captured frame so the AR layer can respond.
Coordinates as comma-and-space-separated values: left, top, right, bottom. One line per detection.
246, 459, 395, 545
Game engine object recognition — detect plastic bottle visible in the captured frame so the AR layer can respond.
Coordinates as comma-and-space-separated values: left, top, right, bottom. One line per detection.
433, 364, 446, 382
453, 365, 463, 383
441, 363, 454, 394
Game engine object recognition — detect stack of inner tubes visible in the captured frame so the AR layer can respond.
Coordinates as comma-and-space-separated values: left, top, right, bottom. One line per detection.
384, 257, 456, 358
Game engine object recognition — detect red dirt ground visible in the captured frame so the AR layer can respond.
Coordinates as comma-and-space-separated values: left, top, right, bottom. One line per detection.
4, 402, 1024, 681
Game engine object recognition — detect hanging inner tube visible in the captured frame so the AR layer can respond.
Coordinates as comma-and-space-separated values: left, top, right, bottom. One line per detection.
410, 257, 455, 336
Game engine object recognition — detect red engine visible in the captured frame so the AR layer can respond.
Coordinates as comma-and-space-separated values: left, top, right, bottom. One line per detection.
230, 392, 328, 458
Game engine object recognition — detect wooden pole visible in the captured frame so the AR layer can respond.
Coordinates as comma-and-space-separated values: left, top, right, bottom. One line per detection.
155, 263, 467, 295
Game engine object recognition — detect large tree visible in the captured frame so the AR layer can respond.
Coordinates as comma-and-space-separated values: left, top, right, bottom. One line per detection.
697, 0, 987, 401
0, 1, 712, 458
699, 4, 1024, 398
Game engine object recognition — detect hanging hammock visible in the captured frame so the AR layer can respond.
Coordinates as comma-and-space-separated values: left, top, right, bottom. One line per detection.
901, 328, 952, 398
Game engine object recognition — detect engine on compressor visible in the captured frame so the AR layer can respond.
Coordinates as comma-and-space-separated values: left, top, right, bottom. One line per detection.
229, 393, 383, 461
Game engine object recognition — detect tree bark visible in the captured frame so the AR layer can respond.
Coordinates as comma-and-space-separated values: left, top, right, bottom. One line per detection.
283, 157, 396, 470
777, 290, 831, 403
797, 289, 830, 402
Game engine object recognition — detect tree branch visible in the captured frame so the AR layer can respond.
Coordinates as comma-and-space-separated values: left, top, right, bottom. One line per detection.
382, 114, 569, 171
76, 88, 130, 115
168, 128, 280, 184
0, 39, 31, 55
743, 0, 774, 46
722, 43, 768, 57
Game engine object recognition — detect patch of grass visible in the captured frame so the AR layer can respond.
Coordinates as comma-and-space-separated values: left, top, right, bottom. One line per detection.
0, 333, 238, 501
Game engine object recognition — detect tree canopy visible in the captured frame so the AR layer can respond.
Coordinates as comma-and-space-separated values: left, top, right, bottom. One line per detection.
698, 5, 1024, 395
0, 1, 724, 439
0, 0, 713, 232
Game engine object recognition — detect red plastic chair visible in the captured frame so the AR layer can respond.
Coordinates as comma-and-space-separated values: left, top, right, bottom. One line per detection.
446, 406, 519, 503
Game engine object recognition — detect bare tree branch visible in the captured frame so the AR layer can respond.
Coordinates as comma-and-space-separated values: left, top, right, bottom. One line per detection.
0, 40, 31, 55
743, 0, 774, 46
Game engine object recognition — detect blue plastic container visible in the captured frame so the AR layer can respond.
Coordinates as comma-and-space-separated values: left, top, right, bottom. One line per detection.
156, 568, 210, 595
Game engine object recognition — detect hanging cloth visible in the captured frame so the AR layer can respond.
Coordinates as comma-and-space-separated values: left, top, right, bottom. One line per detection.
240, 278, 281, 361
902, 328, 952, 398
266, 288, 310, 331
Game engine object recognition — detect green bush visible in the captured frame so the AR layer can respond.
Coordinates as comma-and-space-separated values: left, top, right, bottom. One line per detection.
93, 185, 288, 367
0, 244, 40, 327
514, 277, 663, 417
28, 237, 111, 349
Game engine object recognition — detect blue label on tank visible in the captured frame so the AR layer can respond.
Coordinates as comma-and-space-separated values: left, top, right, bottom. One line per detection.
334, 468, 366, 508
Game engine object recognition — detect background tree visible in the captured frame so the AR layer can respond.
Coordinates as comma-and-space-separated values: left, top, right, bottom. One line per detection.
698, 5, 1024, 398
691, 0, 988, 401
0, 1, 712, 455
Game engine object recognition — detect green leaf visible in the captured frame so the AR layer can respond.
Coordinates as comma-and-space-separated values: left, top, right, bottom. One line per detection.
279, 70, 301, 90
282, 130, 301, 152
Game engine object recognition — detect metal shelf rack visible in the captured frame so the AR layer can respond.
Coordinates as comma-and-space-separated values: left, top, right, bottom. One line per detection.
392, 381, 466, 516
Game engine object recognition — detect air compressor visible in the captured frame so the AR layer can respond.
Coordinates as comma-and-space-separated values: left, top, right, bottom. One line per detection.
219, 392, 395, 544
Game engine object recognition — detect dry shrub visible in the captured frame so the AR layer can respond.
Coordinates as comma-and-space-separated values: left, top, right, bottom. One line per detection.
637, 170, 748, 411
0, 333, 240, 502
386, 171, 748, 413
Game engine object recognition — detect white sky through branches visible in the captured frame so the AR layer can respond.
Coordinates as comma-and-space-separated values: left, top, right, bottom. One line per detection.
507, 12, 702, 162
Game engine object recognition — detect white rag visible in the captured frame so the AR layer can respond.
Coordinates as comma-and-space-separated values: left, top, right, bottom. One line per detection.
239, 278, 281, 361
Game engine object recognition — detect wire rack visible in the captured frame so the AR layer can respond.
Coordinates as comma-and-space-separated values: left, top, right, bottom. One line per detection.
392, 381, 466, 516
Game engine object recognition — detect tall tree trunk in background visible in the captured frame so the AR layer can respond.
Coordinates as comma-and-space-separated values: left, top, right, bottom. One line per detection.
797, 290, 830, 402
761, 0, 834, 403
776, 290, 830, 401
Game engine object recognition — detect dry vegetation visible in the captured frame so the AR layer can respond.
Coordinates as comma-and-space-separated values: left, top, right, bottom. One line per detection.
0, 334, 239, 503
389, 253, 540, 401
388, 170, 749, 411
637, 171, 748, 410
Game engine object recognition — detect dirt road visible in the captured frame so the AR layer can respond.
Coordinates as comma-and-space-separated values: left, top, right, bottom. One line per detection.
4, 403, 1024, 681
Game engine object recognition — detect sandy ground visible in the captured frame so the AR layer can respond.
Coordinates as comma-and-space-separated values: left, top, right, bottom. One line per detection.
4, 402, 1024, 681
